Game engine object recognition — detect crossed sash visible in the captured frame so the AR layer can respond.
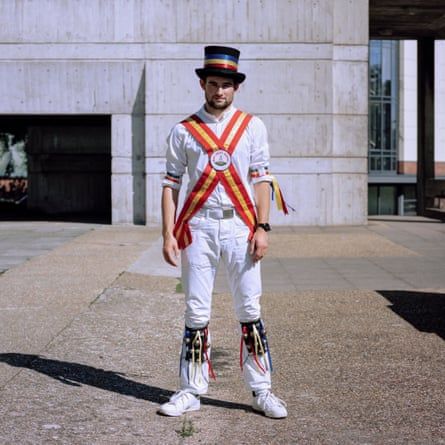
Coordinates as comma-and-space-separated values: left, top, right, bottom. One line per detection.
173, 110, 257, 249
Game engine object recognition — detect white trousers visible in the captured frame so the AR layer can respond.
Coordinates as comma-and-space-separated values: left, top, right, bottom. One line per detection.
179, 210, 272, 394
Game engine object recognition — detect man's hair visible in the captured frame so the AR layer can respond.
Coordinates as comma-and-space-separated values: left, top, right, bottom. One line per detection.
201, 76, 239, 87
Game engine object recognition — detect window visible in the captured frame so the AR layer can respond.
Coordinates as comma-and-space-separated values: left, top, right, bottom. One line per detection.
369, 40, 399, 174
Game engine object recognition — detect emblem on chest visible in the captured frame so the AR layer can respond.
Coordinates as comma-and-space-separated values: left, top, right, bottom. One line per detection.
209, 149, 231, 171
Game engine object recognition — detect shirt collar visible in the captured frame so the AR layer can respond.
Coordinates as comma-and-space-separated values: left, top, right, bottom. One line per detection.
199, 104, 236, 123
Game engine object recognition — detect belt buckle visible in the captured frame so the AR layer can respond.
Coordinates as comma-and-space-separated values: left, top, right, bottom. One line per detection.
222, 208, 234, 219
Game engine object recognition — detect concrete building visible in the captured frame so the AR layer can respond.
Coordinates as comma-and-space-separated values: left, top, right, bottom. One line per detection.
0, 0, 369, 225
0, 1, 443, 225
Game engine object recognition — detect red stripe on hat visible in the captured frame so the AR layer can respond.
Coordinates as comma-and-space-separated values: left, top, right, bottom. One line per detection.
204, 63, 237, 71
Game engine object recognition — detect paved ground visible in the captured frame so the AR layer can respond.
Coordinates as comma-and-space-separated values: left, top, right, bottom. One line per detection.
0, 221, 100, 274
0, 217, 444, 444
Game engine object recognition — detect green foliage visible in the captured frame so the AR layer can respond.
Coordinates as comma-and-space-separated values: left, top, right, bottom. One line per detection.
176, 417, 197, 438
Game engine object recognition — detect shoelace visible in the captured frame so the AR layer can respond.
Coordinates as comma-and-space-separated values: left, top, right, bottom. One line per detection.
259, 391, 287, 409
170, 390, 195, 406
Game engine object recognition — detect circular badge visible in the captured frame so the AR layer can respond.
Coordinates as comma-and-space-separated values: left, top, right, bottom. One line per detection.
210, 150, 232, 171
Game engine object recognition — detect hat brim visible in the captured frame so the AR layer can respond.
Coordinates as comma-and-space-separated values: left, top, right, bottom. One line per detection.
195, 68, 246, 84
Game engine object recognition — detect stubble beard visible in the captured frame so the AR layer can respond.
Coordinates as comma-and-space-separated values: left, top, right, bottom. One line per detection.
206, 94, 233, 111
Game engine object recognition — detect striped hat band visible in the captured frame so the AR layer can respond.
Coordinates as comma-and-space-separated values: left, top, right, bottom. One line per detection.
204, 53, 238, 72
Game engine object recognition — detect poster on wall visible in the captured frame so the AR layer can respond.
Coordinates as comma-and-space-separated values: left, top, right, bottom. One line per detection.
0, 132, 28, 204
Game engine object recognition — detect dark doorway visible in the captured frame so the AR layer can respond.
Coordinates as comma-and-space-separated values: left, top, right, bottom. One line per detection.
0, 115, 111, 223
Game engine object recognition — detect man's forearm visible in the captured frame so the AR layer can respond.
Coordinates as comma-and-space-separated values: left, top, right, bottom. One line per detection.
254, 181, 271, 224
162, 187, 179, 237
161, 186, 180, 267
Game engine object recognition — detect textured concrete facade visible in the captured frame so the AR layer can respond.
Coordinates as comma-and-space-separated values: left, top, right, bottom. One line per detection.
0, 0, 369, 225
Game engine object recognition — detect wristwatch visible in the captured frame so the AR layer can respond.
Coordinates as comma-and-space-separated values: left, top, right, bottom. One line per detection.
256, 223, 271, 232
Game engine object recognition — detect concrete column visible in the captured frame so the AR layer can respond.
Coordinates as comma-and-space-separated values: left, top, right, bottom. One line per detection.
417, 38, 435, 214
112, 114, 133, 224
132, 67, 146, 225
331, 0, 369, 225
111, 114, 146, 224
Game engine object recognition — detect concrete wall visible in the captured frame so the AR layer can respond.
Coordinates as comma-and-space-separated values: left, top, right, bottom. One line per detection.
0, 0, 369, 225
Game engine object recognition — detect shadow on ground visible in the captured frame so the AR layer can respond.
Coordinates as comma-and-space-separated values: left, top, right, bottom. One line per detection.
378, 290, 445, 340
0, 353, 251, 412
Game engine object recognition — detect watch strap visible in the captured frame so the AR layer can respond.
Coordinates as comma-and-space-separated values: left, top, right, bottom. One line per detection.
256, 223, 271, 232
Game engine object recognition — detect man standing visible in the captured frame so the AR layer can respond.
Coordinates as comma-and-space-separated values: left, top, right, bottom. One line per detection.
159, 46, 287, 419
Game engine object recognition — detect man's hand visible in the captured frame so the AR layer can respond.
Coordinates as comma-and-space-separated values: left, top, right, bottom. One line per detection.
163, 233, 180, 267
249, 228, 268, 262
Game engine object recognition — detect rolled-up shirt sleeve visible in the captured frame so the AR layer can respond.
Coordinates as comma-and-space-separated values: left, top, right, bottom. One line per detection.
249, 117, 273, 185
162, 125, 187, 190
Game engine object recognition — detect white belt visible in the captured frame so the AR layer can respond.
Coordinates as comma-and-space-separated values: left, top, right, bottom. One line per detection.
199, 207, 235, 219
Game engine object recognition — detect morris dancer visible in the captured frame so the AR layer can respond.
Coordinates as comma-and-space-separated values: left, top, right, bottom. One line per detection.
159, 46, 288, 418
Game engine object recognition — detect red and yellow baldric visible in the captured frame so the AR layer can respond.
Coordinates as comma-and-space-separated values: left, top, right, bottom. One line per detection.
173, 110, 257, 249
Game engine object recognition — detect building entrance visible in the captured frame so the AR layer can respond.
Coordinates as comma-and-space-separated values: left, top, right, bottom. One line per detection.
370, 0, 445, 220
0, 116, 111, 223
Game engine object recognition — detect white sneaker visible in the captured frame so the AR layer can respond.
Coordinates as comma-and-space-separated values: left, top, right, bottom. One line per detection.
252, 390, 288, 418
158, 390, 200, 417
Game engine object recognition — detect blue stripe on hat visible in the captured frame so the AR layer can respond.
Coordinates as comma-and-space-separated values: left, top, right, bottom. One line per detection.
205, 53, 238, 63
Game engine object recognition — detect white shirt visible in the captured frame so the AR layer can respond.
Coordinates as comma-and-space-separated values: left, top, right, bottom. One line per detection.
162, 105, 272, 209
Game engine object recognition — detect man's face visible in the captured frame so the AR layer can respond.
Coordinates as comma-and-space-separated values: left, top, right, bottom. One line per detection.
200, 76, 239, 111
